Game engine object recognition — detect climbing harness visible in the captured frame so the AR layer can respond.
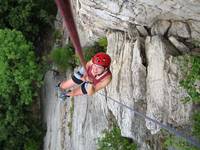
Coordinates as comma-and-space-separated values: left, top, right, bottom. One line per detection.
98, 92, 200, 148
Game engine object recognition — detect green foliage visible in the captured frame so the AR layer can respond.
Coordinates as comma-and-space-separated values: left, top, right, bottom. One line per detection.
192, 112, 200, 140
97, 126, 137, 150
50, 33, 108, 73
191, 40, 200, 48
24, 139, 39, 150
164, 136, 199, 150
53, 29, 62, 41
163, 54, 200, 150
0, 29, 43, 104
73, 37, 108, 65
97, 37, 108, 50
50, 44, 77, 72
83, 45, 100, 62
53, 29, 63, 46
0, 29, 44, 149
79, 37, 108, 63
179, 55, 200, 102
0, 0, 56, 42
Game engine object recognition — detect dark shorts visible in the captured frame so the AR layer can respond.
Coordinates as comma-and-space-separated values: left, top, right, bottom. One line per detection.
71, 74, 84, 84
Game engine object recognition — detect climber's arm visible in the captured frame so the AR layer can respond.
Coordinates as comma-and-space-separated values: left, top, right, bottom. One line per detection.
87, 75, 112, 96
67, 75, 111, 96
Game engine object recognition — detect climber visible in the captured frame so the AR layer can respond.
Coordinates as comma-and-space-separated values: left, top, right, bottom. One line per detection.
56, 52, 112, 100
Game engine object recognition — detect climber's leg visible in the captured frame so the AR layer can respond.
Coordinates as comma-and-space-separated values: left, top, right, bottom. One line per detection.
59, 67, 85, 90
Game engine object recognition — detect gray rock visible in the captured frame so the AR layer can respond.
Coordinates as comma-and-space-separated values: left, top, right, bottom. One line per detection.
191, 48, 200, 56
106, 31, 149, 149
42, 71, 70, 150
136, 25, 149, 37
169, 36, 190, 53
188, 20, 200, 40
128, 24, 140, 40
75, 0, 200, 38
168, 21, 191, 38
151, 20, 171, 36
145, 36, 192, 134
164, 37, 181, 56
194, 80, 200, 94
69, 95, 109, 150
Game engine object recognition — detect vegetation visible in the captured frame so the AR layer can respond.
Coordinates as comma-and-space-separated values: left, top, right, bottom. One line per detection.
67, 97, 74, 136
53, 29, 63, 45
50, 37, 108, 71
190, 40, 200, 48
0, 1, 56, 149
50, 44, 76, 72
163, 54, 200, 150
0, 0, 56, 43
83, 37, 107, 62
0, 29, 44, 149
97, 125, 137, 150
192, 112, 200, 140
179, 54, 200, 146
179, 55, 200, 102
97, 37, 108, 50
164, 136, 199, 150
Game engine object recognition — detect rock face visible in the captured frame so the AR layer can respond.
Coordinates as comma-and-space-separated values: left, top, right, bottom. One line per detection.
69, 95, 109, 150
42, 71, 67, 150
42, 0, 200, 150
151, 20, 171, 36
106, 31, 148, 148
42, 32, 193, 150
75, 0, 200, 40
145, 36, 192, 134
169, 36, 190, 53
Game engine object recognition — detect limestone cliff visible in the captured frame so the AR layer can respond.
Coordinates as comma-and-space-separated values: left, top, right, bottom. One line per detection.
42, 0, 200, 150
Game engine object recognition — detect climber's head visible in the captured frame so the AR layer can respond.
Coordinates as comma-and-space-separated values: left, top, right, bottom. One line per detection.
91, 52, 111, 75
92, 52, 111, 68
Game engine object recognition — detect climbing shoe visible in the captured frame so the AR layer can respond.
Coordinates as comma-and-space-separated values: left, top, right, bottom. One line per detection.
55, 82, 61, 97
55, 82, 71, 102
59, 90, 70, 101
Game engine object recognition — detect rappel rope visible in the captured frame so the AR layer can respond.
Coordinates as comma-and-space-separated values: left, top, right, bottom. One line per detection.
98, 92, 200, 148
55, 0, 86, 70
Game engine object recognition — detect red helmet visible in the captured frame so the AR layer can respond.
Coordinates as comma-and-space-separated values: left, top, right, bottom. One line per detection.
92, 52, 111, 68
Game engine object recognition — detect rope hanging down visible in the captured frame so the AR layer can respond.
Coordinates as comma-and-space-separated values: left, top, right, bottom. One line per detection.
55, 0, 86, 70
98, 92, 200, 149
